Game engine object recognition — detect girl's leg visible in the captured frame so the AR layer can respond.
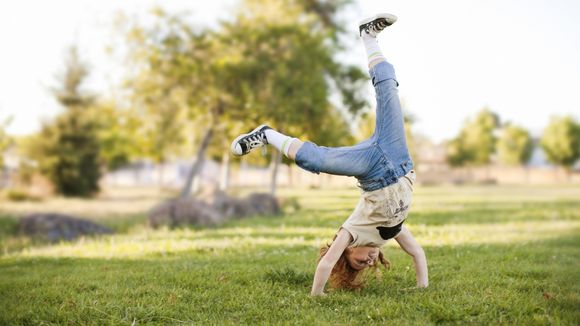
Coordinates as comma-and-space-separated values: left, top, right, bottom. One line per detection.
263, 128, 303, 160
230, 15, 405, 179
231, 125, 377, 178
287, 139, 304, 161
360, 15, 410, 161
230, 125, 302, 160
359, 13, 397, 69
362, 29, 387, 69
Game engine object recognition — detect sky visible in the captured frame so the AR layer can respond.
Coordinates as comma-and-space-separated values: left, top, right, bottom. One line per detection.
0, 0, 579, 143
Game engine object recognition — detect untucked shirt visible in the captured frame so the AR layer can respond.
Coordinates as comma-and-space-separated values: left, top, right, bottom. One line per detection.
342, 170, 415, 247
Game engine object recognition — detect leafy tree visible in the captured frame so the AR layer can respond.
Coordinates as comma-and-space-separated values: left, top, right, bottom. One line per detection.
540, 116, 580, 173
122, 9, 235, 195
224, 0, 368, 194
88, 101, 140, 171
227, 0, 367, 136
446, 136, 469, 167
35, 46, 101, 197
447, 108, 500, 166
497, 124, 533, 166
122, 13, 191, 187
122, 1, 367, 197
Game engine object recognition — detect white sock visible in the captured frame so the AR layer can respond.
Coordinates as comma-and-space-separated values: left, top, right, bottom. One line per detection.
265, 129, 296, 157
362, 33, 385, 67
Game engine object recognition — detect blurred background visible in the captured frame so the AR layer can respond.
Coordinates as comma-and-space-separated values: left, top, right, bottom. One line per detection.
0, 0, 579, 198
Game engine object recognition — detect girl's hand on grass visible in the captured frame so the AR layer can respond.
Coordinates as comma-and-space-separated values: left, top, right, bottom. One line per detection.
416, 282, 428, 289
311, 291, 327, 297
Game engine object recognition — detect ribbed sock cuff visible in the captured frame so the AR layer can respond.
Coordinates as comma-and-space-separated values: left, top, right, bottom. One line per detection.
362, 34, 385, 67
281, 138, 296, 157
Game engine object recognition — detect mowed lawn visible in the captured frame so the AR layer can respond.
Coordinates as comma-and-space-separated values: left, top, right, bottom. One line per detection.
0, 185, 579, 325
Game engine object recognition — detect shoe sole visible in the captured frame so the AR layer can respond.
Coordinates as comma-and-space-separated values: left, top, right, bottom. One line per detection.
230, 124, 269, 156
358, 13, 398, 27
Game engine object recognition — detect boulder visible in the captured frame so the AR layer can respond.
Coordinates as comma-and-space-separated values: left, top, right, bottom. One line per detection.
211, 191, 255, 219
246, 193, 280, 216
148, 191, 281, 228
19, 213, 113, 242
149, 198, 222, 228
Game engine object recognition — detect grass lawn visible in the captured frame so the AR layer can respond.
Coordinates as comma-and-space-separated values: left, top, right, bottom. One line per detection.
0, 185, 579, 325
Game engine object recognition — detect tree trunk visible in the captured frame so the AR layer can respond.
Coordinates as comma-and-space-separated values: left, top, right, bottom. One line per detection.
220, 149, 231, 191
180, 127, 214, 198
192, 175, 200, 194
270, 150, 282, 196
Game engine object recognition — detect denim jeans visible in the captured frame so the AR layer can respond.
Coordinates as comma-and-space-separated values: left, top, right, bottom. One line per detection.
295, 60, 414, 192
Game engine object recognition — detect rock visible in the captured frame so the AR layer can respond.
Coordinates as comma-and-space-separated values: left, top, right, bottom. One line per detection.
148, 191, 281, 228
211, 191, 254, 219
246, 193, 280, 216
149, 198, 222, 228
19, 213, 113, 242
211, 191, 279, 218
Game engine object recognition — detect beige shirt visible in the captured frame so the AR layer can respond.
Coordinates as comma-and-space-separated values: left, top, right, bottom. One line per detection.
342, 171, 415, 248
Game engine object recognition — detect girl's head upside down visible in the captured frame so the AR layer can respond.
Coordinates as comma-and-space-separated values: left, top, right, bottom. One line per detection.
319, 244, 390, 290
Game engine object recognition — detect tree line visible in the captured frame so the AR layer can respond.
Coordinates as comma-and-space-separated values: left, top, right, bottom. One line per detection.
446, 108, 580, 174
1, 0, 579, 197
4, 0, 367, 197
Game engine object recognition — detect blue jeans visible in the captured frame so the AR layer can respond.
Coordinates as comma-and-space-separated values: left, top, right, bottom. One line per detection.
295, 60, 414, 192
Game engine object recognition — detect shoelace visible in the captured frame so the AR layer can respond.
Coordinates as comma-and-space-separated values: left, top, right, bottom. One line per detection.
364, 19, 388, 34
243, 131, 266, 149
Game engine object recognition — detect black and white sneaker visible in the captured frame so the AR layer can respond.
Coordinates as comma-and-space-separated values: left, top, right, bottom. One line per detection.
231, 124, 272, 156
359, 13, 397, 37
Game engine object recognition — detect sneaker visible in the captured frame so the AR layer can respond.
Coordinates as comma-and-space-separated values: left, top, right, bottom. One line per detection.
230, 124, 271, 156
359, 13, 397, 37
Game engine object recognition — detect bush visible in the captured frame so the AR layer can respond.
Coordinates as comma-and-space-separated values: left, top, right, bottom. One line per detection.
5, 189, 41, 202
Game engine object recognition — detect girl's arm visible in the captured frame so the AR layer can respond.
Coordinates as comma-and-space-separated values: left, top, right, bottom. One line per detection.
310, 228, 351, 296
395, 226, 428, 288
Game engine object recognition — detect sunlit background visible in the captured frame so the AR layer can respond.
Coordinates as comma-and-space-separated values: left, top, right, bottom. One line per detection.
1, 0, 580, 141
0, 0, 579, 199
0, 0, 580, 201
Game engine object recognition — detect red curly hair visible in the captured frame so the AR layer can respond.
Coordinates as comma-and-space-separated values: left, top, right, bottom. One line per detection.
318, 244, 391, 290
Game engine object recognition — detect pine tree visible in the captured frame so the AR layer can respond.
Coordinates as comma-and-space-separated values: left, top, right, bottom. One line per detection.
37, 46, 101, 197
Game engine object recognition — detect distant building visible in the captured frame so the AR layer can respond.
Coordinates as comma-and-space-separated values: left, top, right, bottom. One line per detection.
0, 144, 19, 188
102, 158, 221, 189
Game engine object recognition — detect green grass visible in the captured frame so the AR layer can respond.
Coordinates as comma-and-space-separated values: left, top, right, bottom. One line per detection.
0, 185, 579, 325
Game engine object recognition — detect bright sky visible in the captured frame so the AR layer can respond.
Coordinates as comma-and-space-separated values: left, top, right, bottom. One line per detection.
1, 0, 579, 142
